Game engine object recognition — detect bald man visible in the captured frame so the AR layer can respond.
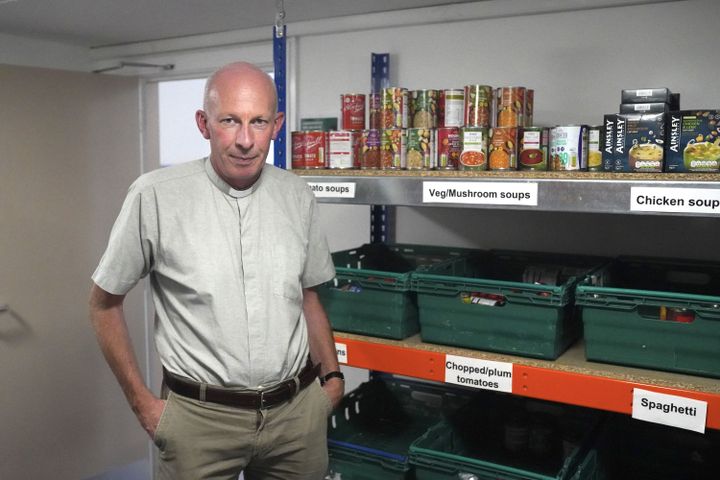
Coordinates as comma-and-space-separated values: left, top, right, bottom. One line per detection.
90, 62, 342, 479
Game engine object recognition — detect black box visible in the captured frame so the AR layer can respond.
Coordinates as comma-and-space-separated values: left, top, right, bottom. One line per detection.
612, 113, 665, 172
665, 110, 720, 172
621, 87, 674, 104
620, 103, 670, 114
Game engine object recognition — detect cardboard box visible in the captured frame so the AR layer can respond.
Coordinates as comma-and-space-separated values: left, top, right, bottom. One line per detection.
602, 114, 617, 172
613, 113, 665, 172
620, 102, 669, 114
665, 110, 720, 172
621, 87, 673, 104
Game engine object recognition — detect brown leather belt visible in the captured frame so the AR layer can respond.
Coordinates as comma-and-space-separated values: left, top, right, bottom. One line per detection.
163, 358, 320, 410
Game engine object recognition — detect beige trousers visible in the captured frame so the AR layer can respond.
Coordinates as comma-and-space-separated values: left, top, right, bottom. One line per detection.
154, 380, 333, 480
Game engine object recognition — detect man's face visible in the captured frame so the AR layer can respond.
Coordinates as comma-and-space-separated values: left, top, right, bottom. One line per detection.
196, 73, 284, 190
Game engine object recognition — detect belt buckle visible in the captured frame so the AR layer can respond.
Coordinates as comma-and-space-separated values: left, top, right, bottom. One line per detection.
259, 389, 269, 409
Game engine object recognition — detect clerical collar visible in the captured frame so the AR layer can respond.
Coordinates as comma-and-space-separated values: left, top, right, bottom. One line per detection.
204, 157, 262, 198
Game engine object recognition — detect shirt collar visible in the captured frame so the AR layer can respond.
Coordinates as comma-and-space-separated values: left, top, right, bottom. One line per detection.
204, 157, 261, 198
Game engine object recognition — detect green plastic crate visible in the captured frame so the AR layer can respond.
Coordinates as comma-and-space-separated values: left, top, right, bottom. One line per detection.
594, 414, 720, 479
412, 251, 608, 359
319, 243, 471, 339
327, 375, 473, 480
576, 256, 720, 377
409, 397, 602, 480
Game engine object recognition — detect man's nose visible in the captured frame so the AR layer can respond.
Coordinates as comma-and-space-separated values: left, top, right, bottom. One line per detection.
235, 124, 254, 150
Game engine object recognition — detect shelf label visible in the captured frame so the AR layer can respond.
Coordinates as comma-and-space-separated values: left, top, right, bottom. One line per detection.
631, 187, 720, 214
335, 342, 348, 364
308, 182, 356, 198
632, 388, 707, 433
423, 181, 538, 206
444, 354, 513, 393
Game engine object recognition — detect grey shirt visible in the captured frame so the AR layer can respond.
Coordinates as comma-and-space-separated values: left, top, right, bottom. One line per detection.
92, 158, 335, 388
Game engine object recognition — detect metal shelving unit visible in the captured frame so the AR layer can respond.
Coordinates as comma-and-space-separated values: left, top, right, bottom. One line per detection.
298, 169, 720, 431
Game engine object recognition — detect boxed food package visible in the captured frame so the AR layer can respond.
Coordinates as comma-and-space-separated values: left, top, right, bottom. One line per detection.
601, 114, 617, 171
665, 110, 720, 172
611, 112, 665, 172
619, 102, 670, 114
621, 87, 674, 104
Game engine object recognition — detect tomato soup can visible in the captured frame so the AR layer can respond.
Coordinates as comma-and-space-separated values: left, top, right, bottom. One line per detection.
519, 126, 548, 170
380, 128, 406, 170
291, 131, 306, 169
549, 125, 588, 171
381, 87, 408, 129
525, 89, 534, 127
406, 128, 434, 170
439, 89, 465, 127
360, 129, 382, 169
410, 89, 438, 128
587, 125, 603, 171
459, 127, 488, 170
496, 86, 526, 127
328, 130, 358, 169
340, 94, 366, 130
464, 85, 493, 128
368, 93, 382, 130
304, 131, 328, 168
436, 127, 461, 170
489, 127, 518, 170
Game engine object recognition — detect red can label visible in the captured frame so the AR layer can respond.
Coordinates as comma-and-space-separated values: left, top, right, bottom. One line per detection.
436, 127, 461, 169
341, 94, 366, 130
291, 131, 305, 169
368, 93, 382, 130
361, 129, 382, 169
496, 87, 526, 127
304, 131, 327, 169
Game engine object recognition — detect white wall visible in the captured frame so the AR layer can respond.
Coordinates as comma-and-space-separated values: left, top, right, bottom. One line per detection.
0, 32, 90, 71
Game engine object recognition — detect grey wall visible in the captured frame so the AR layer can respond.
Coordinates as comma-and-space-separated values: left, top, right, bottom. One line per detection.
0, 65, 147, 479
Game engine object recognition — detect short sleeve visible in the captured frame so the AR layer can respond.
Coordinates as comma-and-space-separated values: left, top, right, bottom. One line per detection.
91, 183, 156, 295
301, 194, 335, 289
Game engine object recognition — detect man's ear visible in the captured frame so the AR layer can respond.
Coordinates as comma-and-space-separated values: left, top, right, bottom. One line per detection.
196, 110, 211, 140
272, 111, 285, 141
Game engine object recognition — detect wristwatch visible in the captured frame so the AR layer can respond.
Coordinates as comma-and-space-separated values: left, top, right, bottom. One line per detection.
320, 371, 345, 385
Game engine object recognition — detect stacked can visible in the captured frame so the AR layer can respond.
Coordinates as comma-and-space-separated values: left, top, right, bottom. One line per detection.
459, 127, 488, 170
381, 129, 406, 169
410, 89, 438, 128
291, 131, 306, 169
519, 127, 549, 170
360, 129, 382, 169
439, 89, 464, 128
368, 93, 382, 130
381, 87, 409, 129
406, 128, 434, 170
340, 94, 366, 131
436, 127, 461, 169
549, 125, 589, 171
464, 85, 493, 128
328, 130, 361, 169
496, 87, 526, 127
525, 89, 535, 127
587, 125, 603, 171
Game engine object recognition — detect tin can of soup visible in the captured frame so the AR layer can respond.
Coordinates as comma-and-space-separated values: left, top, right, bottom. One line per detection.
368, 93, 382, 130
328, 130, 358, 169
549, 125, 588, 171
587, 125, 603, 171
410, 89, 438, 128
406, 128, 434, 170
436, 127, 461, 170
291, 131, 306, 169
304, 130, 327, 169
360, 129, 382, 169
459, 127, 488, 170
381, 128, 406, 169
439, 89, 465, 127
496, 86, 526, 127
381, 87, 408, 129
489, 127, 518, 170
464, 85, 493, 128
340, 94, 366, 130
519, 127, 548, 170
525, 89, 534, 127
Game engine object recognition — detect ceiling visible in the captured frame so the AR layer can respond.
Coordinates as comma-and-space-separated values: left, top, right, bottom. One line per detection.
0, 0, 481, 48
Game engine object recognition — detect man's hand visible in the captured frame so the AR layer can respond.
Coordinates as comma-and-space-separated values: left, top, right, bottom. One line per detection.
134, 395, 167, 439
322, 377, 345, 409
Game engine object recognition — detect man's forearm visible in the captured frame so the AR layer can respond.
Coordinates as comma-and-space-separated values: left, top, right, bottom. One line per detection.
303, 287, 339, 375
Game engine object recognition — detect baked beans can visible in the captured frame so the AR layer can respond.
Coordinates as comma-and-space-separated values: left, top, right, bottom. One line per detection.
368, 93, 382, 130
304, 131, 327, 169
410, 89, 438, 128
587, 125, 603, 171
549, 125, 589, 171
328, 130, 358, 169
439, 89, 465, 127
496, 86, 526, 127
381, 128, 406, 169
525, 89, 534, 127
459, 127, 488, 170
464, 85, 493, 128
381, 87, 408, 129
405, 128, 434, 170
340, 94, 366, 130
435, 127, 461, 170
489, 127, 518, 170
519, 127, 548, 170
360, 129, 382, 169
291, 131, 305, 169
